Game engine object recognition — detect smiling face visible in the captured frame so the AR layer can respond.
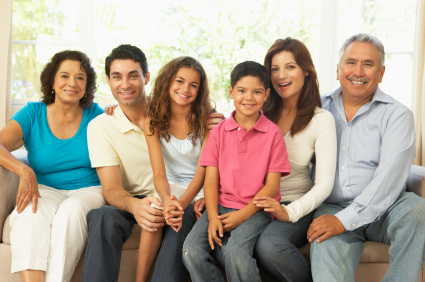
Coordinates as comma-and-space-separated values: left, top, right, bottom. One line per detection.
106, 59, 150, 108
338, 41, 385, 103
229, 75, 270, 122
52, 60, 87, 106
271, 51, 307, 102
168, 67, 200, 110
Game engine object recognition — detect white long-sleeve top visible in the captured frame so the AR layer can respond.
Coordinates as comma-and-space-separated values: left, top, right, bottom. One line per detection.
280, 107, 337, 223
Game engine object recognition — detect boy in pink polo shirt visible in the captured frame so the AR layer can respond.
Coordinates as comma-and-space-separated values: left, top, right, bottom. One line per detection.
182, 61, 290, 282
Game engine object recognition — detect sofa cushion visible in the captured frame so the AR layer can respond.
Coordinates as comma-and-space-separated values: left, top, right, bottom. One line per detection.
299, 241, 390, 263
2, 215, 10, 245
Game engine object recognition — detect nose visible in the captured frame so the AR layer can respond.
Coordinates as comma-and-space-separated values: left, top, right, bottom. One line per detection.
68, 77, 77, 87
353, 63, 364, 76
121, 77, 130, 89
278, 68, 288, 80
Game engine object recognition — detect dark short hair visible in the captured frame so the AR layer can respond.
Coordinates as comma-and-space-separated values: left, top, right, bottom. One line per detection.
40, 50, 96, 109
105, 44, 148, 78
230, 61, 270, 89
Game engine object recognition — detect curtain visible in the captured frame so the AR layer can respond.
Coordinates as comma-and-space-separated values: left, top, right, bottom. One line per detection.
414, 0, 425, 166
0, 0, 13, 129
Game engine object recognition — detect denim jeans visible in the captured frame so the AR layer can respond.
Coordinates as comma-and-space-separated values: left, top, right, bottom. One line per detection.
182, 204, 272, 282
311, 192, 425, 282
82, 196, 196, 282
254, 202, 313, 282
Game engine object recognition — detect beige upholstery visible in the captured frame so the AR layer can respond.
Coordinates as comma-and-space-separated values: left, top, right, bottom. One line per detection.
1, 149, 424, 281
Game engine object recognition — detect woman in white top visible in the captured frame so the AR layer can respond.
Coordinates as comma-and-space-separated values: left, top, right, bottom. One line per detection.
253, 38, 337, 282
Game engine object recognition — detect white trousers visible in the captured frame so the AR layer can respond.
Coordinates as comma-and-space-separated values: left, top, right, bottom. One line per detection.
10, 184, 105, 282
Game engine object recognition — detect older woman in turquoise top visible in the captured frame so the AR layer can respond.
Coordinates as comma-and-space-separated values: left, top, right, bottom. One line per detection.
0, 50, 105, 282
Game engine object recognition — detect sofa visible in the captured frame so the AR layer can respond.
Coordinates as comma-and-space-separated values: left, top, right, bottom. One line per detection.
1, 149, 424, 282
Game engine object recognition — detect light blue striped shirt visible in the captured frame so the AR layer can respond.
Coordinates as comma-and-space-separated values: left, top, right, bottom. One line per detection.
322, 86, 415, 231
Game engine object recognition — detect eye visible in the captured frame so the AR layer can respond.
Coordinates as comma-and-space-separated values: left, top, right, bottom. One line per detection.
271, 68, 278, 72
77, 76, 85, 80
191, 84, 198, 89
176, 79, 183, 84
254, 91, 262, 94
113, 76, 120, 80
61, 75, 69, 79
238, 89, 245, 93
287, 65, 295, 69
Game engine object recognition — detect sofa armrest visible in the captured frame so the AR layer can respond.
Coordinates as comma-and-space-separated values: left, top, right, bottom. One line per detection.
406, 165, 425, 198
0, 149, 28, 243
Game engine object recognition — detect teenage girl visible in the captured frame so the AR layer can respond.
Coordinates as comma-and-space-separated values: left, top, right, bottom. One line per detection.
138, 56, 212, 282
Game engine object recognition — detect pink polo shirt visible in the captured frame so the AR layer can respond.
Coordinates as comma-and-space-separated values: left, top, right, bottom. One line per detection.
200, 110, 290, 210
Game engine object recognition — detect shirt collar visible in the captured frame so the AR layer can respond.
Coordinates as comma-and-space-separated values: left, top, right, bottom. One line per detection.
224, 110, 269, 133
114, 105, 143, 133
327, 86, 393, 105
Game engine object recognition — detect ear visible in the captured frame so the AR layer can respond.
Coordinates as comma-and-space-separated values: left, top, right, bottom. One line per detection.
336, 64, 340, 81
144, 71, 151, 85
264, 88, 270, 101
229, 86, 234, 99
106, 74, 111, 87
378, 66, 385, 83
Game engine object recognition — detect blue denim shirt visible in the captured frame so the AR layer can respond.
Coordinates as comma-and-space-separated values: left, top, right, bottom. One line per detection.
321, 86, 415, 231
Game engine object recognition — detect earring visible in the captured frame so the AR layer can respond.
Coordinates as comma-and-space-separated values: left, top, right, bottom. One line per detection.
306, 73, 309, 77
52, 89, 55, 95
84, 93, 87, 97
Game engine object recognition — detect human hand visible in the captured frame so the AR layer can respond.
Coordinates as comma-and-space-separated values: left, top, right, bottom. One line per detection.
254, 196, 289, 222
16, 167, 40, 213
208, 217, 223, 250
219, 210, 245, 232
307, 215, 346, 243
207, 112, 225, 131
131, 196, 165, 232
163, 196, 184, 232
193, 198, 205, 220
104, 104, 118, 115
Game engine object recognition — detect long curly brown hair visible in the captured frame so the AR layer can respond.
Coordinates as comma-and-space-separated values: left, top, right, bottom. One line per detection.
263, 38, 321, 136
148, 56, 212, 145
40, 50, 96, 109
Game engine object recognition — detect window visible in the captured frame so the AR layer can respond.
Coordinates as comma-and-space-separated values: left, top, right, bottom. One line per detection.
12, 0, 419, 112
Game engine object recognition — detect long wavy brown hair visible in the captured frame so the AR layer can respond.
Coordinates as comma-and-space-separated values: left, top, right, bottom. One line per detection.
263, 38, 321, 136
148, 56, 212, 145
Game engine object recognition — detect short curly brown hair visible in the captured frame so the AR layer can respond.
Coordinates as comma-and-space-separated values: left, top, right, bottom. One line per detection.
40, 50, 97, 109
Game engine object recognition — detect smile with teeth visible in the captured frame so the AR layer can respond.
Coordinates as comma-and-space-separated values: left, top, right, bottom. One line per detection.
120, 91, 134, 96
242, 103, 256, 109
176, 92, 190, 98
279, 82, 291, 87
64, 90, 78, 95
350, 81, 366, 85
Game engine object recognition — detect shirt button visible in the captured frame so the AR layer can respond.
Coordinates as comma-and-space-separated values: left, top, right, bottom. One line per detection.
343, 146, 346, 150
352, 223, 356, 227
342, 166, 345, 170
346, 126, 348, 129
238, 127, 241, 131
342, 186, 346, 189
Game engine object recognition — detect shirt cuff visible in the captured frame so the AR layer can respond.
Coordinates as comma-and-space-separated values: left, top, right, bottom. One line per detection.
281, 204, 296, 223
335, 204, 363, 231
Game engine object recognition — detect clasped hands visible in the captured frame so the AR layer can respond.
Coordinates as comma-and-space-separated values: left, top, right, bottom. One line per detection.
162, 196, 206, 232
208, 210, 246, 249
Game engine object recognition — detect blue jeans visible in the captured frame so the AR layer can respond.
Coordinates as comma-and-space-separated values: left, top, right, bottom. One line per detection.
311, 192, 425, 282
254, 202, 313, 282
182, 204, 272, 282
82, 196, 196, 282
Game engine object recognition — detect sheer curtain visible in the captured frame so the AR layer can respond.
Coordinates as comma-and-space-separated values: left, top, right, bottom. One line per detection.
0, 0, 12, 129
414, 0, 425, 166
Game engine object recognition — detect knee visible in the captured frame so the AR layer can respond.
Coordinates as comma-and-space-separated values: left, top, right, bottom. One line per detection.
182, 238, 203, 267
86, 205, 119, 230
255, 235, 276, 262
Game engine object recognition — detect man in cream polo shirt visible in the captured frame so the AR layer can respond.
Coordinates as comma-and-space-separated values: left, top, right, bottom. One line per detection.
81, 45, 168, 282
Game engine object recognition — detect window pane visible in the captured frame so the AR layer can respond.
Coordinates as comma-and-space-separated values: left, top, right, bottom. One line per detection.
338, 0, 417, 108
95, 0, 322, 111
12, 0, 79, 99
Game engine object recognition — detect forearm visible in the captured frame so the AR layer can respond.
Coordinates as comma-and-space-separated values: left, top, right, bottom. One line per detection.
241, 181, 280, 220
0, 144, 33, 179
179, 167, 205, 209
205, 183, 219, 220
103, 186, 138, 214
153, 175, 171, 202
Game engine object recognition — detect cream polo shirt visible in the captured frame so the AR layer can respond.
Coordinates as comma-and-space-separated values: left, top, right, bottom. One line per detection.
87, 106, 155, 196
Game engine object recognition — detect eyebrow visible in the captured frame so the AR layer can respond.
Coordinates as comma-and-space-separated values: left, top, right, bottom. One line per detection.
271, 61, 297, 67
177, 76, 199, 85
346, 58, 375, 64
60, 71, 86, 76
235, 86, 264, 91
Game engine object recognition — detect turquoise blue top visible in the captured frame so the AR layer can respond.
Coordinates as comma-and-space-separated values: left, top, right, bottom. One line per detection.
160, 134, 202, 187
11, 101, 103, 190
